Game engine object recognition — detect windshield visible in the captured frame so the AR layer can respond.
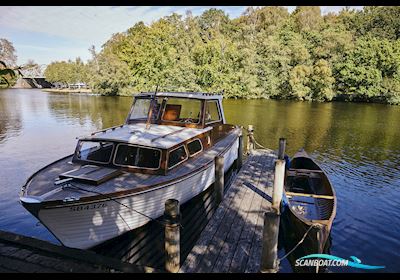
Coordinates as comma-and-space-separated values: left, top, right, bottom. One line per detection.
161, 98, 202, 124
76, 141, 114, 164
129, 97, 162, 121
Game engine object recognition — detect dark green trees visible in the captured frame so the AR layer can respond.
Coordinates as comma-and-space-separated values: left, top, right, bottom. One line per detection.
41, 6, 400, 104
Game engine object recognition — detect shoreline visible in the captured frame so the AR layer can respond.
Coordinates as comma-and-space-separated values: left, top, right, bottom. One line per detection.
25, 88, 399, 106
42, 88, 93, 94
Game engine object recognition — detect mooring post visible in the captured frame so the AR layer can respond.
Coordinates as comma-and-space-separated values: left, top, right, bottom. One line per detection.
237, 129, 243, 170
278, 138, 286, 160
272, 138, 286, 212
164, 199, 180, 273
215, 156, 225, 203
246, 124, 254, 153
260, 138, 286, 273
260, 207, 281, 273
272, 160, 285, 211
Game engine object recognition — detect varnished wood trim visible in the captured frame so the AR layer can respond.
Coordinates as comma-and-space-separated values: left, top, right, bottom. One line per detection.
285, 192, 334, 200
39, 133, 239, 209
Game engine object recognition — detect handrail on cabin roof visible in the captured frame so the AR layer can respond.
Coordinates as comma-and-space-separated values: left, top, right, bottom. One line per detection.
135, 91, 223, 98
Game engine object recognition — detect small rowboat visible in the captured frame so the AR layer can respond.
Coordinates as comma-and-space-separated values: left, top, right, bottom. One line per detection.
281, 149, 337, 273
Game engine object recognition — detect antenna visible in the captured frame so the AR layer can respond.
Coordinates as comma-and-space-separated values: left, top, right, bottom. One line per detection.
145, 85, 159, 130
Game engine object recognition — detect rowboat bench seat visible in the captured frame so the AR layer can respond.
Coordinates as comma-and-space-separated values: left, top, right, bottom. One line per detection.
288, 168, 324, 173
287, 169, 323, 178
285, 191, 335, 200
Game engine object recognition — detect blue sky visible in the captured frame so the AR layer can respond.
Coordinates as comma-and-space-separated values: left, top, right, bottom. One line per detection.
0, 6, 364, 66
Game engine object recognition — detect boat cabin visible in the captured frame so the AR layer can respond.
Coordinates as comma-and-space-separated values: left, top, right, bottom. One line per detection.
70, 92, 235, 176
125, 92, 226, 128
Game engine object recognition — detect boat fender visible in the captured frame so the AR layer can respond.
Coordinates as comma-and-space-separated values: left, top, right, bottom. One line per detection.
284, 154, 291, 169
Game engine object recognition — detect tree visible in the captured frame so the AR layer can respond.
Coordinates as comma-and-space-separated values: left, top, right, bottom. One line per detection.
0, 38, 17, 67
334, 36, 400, 101
0, 61, 17, 87
352, 6, 400, 40
310, 59, 335, 101
292, 6, 323, 33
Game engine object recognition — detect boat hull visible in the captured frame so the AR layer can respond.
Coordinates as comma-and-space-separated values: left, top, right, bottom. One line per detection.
281, 206, 332, 273
281, 149, 336, 273
25, 137, 239, 249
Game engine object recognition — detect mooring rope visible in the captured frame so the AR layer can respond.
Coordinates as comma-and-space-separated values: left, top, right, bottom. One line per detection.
62, 183, 170, 228
252, 136, 269, 150
278, 223, 318, 262
244, 126, 270, 150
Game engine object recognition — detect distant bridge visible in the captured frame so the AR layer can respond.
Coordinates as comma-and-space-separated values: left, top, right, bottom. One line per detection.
13, 64, 53, 88
13, 77, 53, 89
19, 64, 47, 79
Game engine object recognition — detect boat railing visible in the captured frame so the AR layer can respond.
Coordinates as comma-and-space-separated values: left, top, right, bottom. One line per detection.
90, 124, 125, 136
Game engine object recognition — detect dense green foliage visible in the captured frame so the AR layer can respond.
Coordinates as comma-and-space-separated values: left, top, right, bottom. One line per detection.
44, 58, 90, 86
44, 6, 400, 104
0, 61, 17, 87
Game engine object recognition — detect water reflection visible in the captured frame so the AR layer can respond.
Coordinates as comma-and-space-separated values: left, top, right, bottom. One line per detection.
47, 92, 132, 129
0, 91, 23, 143
223, 99, 400, 160
0, 89, 399, 272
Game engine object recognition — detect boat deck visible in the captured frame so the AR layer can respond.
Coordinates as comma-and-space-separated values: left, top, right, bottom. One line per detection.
24, 128, 240, 200
179, 149, 276, 273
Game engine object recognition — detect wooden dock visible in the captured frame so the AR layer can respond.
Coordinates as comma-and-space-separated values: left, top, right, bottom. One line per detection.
0, 230, 156, 273
180, 148, 277, 273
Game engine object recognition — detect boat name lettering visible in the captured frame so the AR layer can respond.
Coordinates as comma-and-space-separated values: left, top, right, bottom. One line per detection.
70, 203, 107, 211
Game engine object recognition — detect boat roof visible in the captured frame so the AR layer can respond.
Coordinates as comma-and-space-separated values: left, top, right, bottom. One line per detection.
135, 92, 223, 100
81, 123, 212, 149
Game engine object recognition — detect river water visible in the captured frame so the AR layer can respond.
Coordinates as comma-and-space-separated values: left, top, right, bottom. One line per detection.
0, 89, 399, 272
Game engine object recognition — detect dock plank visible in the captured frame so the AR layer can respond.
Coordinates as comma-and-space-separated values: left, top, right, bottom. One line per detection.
230, 155, 275, 272
179, 153, 263, 272
211, 153, 270, 272
180, 149, 276, 273
245, 167, 277, 273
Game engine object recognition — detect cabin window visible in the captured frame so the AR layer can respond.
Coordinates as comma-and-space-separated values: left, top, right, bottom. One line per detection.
205, 100, 221, 124
76, 141, 114, 164
187, 139, 203, 157
114, 144, 161, 169
168, 145, 188, 169
161, 98, 202, 124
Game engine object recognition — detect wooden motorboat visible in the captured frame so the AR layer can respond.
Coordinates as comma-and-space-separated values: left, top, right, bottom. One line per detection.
20, 92, 241, 249
281, 149, 337, 272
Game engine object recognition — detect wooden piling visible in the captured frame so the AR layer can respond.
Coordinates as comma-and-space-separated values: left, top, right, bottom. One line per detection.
164, 199, 180, 273
272, 159, 285, 211
246, 125, 254, 153
214, 156, 225, 203
272, 137, 286, 211
237, 131, 243, 170
260, 138, 286, 273
277, 138, 286, 160
260, 207, 280, 273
